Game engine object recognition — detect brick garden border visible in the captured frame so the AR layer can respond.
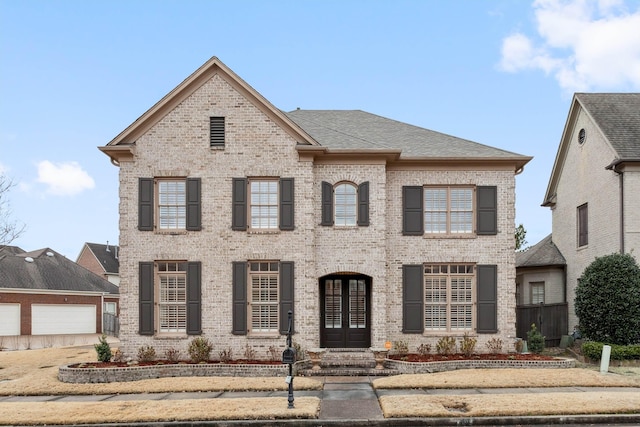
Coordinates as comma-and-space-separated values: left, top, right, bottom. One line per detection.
385, 357, 576, 374
59, 357, 575, 383
58, 362, 294, 383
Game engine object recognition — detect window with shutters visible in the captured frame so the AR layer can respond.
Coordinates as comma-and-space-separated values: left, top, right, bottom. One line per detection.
250, 180, 279, 229
210, 116, 225, 147
577, 203, 588, 247
249, 261, 279, 334
157, 180, 186, 229
334, 182, 357, 226
424, 264, 474, 332
157, 261, 187, 334
424, 187, 474, 234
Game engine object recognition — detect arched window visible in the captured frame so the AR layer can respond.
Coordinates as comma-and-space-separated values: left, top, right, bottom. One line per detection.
334, 183, 357, 226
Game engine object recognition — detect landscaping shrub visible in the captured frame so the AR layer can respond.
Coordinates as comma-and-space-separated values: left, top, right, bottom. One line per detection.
417, 343, 432, 356
219, 347, 233, 363
243, 344, 256, 360
393, 340, 409, 355
575, 253, 640, 345
486, 338, 503, 354
459, 333, 477, 357
436, 336, 456, 355
164, 347, 181, 363
94, 334, 112, 362
267, 345, 279, 361
582, 341, 640, 361
188, 337, 213, 363
137, 345, 157, 362
527, 323, 545, 354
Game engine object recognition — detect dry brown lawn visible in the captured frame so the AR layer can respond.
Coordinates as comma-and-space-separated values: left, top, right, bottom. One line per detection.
1, 346, 639, 424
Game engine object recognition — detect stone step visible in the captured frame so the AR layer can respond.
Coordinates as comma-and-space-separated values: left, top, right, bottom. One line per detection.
297, 348, 398, 376
299, 367, 398, 376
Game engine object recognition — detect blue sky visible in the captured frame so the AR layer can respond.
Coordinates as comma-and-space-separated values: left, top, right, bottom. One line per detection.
1, 0, 639, 258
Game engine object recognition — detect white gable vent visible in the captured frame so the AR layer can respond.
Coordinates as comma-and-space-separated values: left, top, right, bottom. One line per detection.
46, 251, 54, 257
25, 257, 34, 263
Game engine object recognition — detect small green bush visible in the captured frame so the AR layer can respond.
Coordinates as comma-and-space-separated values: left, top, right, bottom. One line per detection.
582, 341, 640, 361
436, 336, 456, 355
459, 333, 477, 357
94, 334, 112, 362
137, 345, 157, 362
527, 323, 545, 354
188, 337, 213, 363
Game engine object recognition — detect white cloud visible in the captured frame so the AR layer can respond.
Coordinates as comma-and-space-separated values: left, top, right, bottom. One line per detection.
36, 161, 95, 196
499, 0, 640, 92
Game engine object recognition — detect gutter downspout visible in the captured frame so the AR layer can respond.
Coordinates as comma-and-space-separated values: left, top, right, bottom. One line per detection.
606, 160, 625, 254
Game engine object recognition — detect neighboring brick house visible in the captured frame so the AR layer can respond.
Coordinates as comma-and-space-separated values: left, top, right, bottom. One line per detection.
0, 246, 119, 337
543, 93, 640, 332
77, 242, 121, 288
99, 57, 531, 357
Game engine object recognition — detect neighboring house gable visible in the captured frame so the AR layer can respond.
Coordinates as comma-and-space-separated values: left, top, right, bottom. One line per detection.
77, 242, 120, 286
99, 57, 531, 357
543, 93, 640, 332
0, 246, 119, 337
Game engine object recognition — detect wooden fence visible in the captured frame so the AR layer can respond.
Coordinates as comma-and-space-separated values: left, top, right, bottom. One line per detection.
516, 302, 568, 347
103, 313, 120, 337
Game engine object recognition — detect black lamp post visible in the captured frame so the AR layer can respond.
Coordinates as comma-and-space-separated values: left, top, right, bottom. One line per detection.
282, 310, 296, 409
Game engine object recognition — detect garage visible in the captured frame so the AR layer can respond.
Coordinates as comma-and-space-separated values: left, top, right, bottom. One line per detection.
0, 303, 21, 335
31, 304, 96, 335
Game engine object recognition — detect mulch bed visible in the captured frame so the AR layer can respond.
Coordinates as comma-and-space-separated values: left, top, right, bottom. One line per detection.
70, 360, 282, 368
388, 353, 556, 362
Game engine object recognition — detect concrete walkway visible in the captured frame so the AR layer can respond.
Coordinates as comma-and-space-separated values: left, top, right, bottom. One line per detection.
2, 376, 640, 426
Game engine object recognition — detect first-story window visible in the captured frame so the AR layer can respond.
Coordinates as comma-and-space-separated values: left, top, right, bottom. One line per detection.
104, 302, 117, 315
157, 261, 187, 334
531, 282, 545, 304
249, 261, 279, 333
424, 264, 474, 332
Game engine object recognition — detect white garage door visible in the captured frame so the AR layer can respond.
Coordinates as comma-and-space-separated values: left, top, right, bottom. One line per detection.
31, 304, 96, 335
0, 303, 20, 335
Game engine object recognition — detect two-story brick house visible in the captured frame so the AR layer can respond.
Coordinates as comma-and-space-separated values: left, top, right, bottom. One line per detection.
543, 93, 640, 332
99, 57, 531, 357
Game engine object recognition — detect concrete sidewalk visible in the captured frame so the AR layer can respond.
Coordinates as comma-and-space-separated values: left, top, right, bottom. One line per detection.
2, 376, 640, 426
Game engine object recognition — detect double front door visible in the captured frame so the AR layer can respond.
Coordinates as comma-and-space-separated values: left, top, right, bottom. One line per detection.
320, 275, 371, 348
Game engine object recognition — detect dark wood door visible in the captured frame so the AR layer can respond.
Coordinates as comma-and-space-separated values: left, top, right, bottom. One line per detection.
320, 275, 371, 348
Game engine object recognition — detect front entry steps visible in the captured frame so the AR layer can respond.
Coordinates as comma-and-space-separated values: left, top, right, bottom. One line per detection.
298, 348, 398, 377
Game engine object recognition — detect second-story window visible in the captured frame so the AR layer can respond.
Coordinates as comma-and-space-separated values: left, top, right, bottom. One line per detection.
158, 180, 186, 229
424, 187, 473, 234
250, 180, 279, 229
334, 183, 357, 226
577, 203, 588, 247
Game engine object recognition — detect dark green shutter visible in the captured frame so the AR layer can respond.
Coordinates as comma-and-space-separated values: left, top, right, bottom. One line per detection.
279, 261, 294, 335
477, 265, 497, 333
186, 262, 201, 335
232, 178, 247, 231
186, 178, 201, 231
402, 264, 424, 333
477, 186, 497, 235
138, 178, 154, 231
321, 181, 333, 226
232, 262, 247, 335
403, 186, 423, 235
279, 178, 294, 230
210, 116, 225, 147
139, 262, 154, 335
357, 181, 369, 226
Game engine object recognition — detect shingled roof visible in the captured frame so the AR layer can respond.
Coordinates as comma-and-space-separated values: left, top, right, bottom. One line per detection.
516, 235, 566, 268
286, 109, 529, 160
83, 242, 120, 275
0, 246, 119, 295
575, 93, 640, 159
